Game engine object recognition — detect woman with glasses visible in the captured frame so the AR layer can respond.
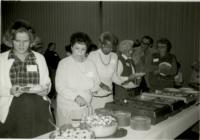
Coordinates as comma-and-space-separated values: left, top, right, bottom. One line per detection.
148, 38, 178, 90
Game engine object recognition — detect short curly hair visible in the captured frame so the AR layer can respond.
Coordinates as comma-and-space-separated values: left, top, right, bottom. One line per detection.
2, 19, 37, 48
118, 40, 134, 54
70, 32, 91, 49
99, 31, 118, 46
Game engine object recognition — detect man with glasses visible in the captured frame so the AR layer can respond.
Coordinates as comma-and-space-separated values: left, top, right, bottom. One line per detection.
133, 36, 158, 92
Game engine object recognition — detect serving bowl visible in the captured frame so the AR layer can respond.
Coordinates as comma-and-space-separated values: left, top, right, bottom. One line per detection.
85, 114, 118, 137
112, 110, 131, 127
90, 122, 118, 137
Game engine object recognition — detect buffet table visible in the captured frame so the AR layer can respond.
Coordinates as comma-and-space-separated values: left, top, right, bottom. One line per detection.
36, 104, 199, 139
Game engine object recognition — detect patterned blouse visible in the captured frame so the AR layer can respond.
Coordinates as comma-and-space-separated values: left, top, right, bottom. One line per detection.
8, 50, 40, 86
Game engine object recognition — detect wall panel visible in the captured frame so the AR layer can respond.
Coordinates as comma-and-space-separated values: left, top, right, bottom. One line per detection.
1, 1, 101, 58
1, 1, 200, 83
102, 2, 200, 82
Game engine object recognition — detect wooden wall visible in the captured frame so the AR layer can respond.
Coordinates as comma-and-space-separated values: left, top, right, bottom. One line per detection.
1, 1, 200, 83
1, 1, 101, 57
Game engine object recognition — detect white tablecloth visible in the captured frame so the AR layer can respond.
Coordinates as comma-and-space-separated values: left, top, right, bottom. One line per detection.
36, 105, 199, 139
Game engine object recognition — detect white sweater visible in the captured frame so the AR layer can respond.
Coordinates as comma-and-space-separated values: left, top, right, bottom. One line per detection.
88, 49, 128, 96
0, 50, 51, 123
56, 56, 100, 105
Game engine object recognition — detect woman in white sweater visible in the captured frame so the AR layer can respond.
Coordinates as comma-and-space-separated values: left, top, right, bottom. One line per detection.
55, 32, 102, 127
0, 20, 54, 138
88, 32, 136, 109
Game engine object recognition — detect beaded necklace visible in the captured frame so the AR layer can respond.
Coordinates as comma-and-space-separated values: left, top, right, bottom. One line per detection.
98, 52, 112, 66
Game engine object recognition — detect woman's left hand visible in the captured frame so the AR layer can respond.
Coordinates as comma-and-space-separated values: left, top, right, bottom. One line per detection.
36, 88, 48, 96
25, 84, 49, 96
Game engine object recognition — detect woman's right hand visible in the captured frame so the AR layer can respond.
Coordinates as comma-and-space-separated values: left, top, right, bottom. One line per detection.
10, 85, 23, 97
75, 95, 87, 107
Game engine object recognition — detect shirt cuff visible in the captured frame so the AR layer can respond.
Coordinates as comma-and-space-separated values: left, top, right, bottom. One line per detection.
120, 76, 129, 83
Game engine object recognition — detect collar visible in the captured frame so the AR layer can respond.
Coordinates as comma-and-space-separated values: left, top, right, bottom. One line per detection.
122, 54, 128, 60
99, 48, 111, 57
8, 49, 15, 60
8, 49, 35, 61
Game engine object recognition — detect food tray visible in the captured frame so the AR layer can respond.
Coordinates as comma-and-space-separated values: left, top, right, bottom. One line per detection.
105, 99, 172, 125
143, 91, 197, 104
135, 95, 185, 113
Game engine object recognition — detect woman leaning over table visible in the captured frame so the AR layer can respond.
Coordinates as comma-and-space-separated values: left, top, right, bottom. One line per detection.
0, 20, 54, 138
114, 40, 145, 101
88, 32, 136, 109
55, 32, 105, 127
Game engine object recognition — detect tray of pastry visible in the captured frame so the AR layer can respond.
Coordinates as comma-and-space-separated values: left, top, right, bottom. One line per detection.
142, 90, 197, 104
131, 95, 185, 113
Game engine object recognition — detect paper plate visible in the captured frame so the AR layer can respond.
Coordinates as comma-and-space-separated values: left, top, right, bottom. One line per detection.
164, 88, 181, 92
183, 90, 199, 94
135, 72, 146, 77
159, 62, 172, 67
21, 85, 44, 93
179, 87, 194, 91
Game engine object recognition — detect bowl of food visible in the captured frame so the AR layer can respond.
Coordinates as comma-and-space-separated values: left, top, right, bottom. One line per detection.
112, 110, 131, 127
49, 123, 95, 139
84, 114, 118, 138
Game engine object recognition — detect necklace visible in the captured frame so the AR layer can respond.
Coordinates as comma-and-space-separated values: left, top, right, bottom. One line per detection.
98, 52, 112, 66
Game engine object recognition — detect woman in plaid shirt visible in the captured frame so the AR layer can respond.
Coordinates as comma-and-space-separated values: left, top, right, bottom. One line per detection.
0, 20, 54, 138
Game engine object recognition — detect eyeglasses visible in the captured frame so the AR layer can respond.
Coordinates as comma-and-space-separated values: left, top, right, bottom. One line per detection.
141, 42, 151, 46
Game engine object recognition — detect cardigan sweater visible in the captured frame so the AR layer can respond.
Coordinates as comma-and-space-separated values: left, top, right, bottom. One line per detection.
0, 50, 51, 123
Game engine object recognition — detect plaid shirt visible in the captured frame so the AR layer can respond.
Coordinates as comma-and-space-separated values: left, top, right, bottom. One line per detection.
8, 50, 40, 86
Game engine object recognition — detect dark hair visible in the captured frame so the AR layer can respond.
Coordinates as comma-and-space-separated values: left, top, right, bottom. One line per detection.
3, 19, 36, 48
99, 31, 118, 46
70, 32, 91, 49
11, 19, 35, 33
87, 43, 98, 54
141, 35, 153, 45
133, 39, 141, 48
65, 44, 72, 53
157, 38, 172, 52
177, 62, 181, 69
47, 42, 56, 49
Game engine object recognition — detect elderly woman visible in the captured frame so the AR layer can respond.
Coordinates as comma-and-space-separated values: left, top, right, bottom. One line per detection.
55, 32, 101, 127
88, 32, 136, 109
147, 38, 178, 90
0, 20, 54, 138
114, 40, 144, 101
